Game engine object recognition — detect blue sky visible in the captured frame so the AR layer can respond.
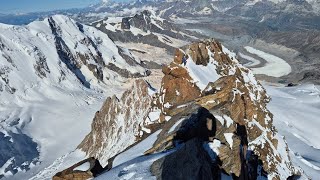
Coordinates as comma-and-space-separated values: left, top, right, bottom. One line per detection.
0, 0, 130, 14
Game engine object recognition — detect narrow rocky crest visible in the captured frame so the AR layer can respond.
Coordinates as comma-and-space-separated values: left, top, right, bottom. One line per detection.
62, 39, 301, 180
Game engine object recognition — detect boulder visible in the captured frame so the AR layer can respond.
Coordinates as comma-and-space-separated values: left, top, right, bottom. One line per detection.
159, 63, 201, 115
173, 49, 185, 64
53, 157, 104, 180
189, 42, 209, 66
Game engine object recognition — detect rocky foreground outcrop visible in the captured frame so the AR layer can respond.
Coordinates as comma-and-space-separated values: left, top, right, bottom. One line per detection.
77, 79, 161, 168
56, 39, 302, 179
149, 40, 301, 179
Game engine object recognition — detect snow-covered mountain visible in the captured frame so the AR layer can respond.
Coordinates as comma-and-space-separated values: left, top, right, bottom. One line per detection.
0, 14, 149, 179
91, 0, 320, 16
91, 10, 198, 54
1, 1, 320, 179
0, 14, 148, 94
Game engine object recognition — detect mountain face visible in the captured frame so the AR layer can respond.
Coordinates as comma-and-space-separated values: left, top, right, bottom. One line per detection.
0, 15, 149, 178
91, 10, 198, 54
93, 0, 320, 16
78, 79, 156, 167
0, 14, 147, 96
88, 0, 320, 30
57, 39, 302, 180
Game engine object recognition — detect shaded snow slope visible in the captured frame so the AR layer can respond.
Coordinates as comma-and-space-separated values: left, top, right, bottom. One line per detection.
95, 131, 173, 180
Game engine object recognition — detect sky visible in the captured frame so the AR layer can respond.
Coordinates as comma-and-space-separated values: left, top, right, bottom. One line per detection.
0, 0, 130, 14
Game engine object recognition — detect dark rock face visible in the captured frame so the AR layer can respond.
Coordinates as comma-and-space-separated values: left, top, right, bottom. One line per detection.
0, 67, 16, 94
121, 18, 131, 30
175, 107, 216, 142
48, 17, 91, 88
151, 138, 220, 180
0, 131, 39, 178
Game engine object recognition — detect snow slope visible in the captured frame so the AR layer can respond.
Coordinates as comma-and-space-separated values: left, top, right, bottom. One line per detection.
95, 130, 173, 180
265, 83, 320, 179
0, 14, 147, 179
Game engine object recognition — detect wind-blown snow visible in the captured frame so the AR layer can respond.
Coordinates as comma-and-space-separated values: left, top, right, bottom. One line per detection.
147, 110, 161, 123
73, 162, 90, 171
29, 150, 87, 180
204, 139, 221, 157
168, 118, 184, 133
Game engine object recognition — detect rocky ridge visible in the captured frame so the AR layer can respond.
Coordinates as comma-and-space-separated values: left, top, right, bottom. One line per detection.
61, 39, 302, 179
78, 79, 160, 168
149, 40, 301, 179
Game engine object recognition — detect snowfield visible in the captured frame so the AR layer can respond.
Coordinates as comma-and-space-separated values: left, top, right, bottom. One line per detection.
95, 131, 173, 180
244, 46, 292, 77
265, 83, 320, 178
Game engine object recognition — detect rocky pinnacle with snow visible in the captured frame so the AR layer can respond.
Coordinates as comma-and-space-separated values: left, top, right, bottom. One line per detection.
75, 39, 301, 179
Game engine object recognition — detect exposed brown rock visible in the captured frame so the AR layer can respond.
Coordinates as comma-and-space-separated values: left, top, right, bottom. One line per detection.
189, 42, 209, 66
173, 49, 184, 64
149, 39, 300, 179
78, 79, 154, 167
159, 63, 201, 115
72, 39, 300, 180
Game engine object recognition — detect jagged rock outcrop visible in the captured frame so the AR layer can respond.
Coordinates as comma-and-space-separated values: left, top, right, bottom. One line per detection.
78, 79, 158, 167
147, 39, 301, 179
70, 39, 301, 180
